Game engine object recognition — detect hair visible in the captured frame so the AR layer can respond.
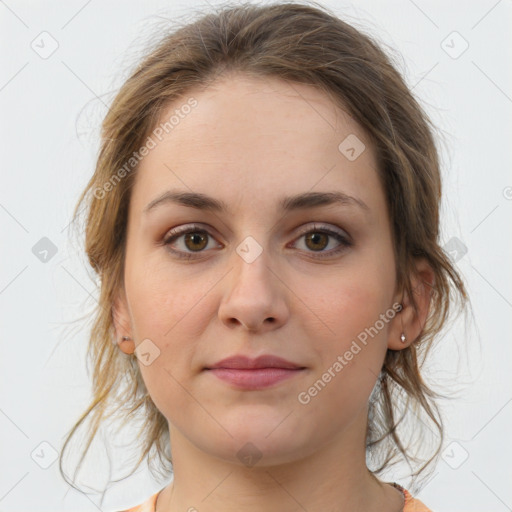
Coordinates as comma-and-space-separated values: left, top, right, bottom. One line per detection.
60, 0, 470, 498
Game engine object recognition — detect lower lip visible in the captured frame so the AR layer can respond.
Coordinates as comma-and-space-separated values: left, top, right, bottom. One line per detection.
206, 368, 304, 389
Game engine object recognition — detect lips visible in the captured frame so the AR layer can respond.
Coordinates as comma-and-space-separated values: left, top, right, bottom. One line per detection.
204, 354, 306, 390
205, 354, 304, 370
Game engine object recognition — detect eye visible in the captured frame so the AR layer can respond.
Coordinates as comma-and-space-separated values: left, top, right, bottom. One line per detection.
290, 223, 352, 258
163, 224, 220, 259
162, 223, 352, 260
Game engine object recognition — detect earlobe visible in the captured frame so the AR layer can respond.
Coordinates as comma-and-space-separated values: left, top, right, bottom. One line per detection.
387, 297, 411, 351
117, 335, 135, 355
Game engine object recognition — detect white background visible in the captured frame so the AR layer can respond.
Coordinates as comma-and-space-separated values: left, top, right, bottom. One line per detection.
1, 0, 511, 511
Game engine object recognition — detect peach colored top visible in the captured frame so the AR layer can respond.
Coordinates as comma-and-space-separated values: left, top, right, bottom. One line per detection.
118, 482, 432, 511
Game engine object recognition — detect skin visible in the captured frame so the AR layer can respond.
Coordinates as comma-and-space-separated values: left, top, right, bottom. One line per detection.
113, 72, 434, 512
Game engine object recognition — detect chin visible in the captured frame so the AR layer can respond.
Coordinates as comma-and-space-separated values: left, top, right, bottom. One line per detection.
202, 410, 318, 467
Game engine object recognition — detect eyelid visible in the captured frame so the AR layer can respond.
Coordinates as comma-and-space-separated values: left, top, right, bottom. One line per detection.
163, 222, 349, 240
162, 223, 216, 243
293, 222, 350, 240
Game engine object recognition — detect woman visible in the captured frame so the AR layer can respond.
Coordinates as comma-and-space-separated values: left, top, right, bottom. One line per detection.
60, 2, 469, 511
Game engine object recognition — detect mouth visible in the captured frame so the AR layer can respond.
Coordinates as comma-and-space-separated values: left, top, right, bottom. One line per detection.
203, 354, 307, 390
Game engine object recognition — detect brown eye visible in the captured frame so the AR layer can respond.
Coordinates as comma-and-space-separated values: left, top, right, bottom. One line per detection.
292, 224, 352, 259
182, 232, 208, 251
304, 232, 329, 251
163, 225, 220, 259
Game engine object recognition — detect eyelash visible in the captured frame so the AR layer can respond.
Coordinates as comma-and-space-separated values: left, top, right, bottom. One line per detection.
162, 223, 352, 260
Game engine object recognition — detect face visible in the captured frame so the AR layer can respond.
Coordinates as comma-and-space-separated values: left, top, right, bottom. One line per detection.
114, 72, 404, 466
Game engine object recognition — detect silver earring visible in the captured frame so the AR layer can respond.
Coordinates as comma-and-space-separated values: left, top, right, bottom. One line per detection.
400, 333, 406, 343
121, 336, 132, 342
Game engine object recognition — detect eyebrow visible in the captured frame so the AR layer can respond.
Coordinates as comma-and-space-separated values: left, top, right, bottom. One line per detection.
143, 190, 370, 215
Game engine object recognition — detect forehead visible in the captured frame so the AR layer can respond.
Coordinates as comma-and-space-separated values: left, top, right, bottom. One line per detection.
153, 73, 367, 153
131, 73, 384, 218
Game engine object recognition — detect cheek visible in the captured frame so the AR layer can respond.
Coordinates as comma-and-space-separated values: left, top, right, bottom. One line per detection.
306, 270, 390, 338
123, 257, 216, 410
126, 265, 211, 419
301, 265, 393, 384
125, 247, 215, 339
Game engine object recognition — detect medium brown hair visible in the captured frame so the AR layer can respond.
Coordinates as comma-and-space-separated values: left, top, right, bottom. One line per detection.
60, 0, 469, 496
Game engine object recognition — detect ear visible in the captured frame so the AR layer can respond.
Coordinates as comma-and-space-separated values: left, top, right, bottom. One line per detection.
388, 258, 435, 350
112, 286, 135, 355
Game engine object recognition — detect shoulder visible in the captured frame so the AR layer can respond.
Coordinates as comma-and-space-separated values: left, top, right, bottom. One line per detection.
403, 488, 433, 512
114, 490, 160, 512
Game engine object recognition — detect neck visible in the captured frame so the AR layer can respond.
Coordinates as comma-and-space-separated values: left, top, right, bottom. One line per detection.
155, 409, 404, 512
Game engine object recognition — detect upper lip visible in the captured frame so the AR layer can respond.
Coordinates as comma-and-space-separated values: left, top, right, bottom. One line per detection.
205, 354, 305, 370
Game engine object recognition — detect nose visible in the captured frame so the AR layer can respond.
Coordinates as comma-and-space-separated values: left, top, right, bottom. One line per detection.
217, 239, 289, 333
